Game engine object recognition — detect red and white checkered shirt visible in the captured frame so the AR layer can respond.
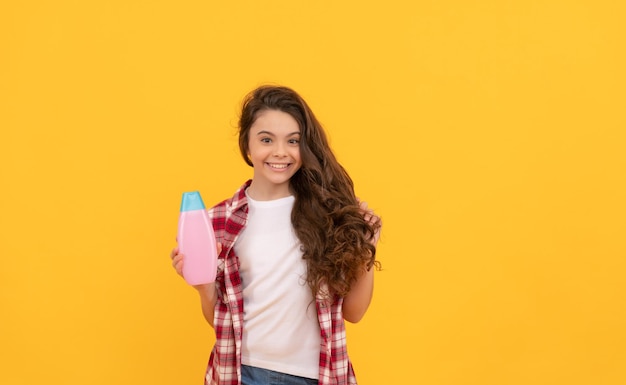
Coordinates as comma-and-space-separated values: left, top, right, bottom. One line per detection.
204, 180, 357, 385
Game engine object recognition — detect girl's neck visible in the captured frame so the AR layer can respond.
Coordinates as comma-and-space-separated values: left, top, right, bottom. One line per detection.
247, 181, 293, 201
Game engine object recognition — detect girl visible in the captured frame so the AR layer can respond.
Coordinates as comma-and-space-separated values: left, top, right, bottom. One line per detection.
170, 85, 381, 385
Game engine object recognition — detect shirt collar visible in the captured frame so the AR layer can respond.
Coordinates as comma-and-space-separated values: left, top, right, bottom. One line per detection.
229, 179, 252, 213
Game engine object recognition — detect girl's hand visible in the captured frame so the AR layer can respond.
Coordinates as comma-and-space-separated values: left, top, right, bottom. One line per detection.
169, 243, 223, 288
358, 200, 381, 246
170, 247, 184, 277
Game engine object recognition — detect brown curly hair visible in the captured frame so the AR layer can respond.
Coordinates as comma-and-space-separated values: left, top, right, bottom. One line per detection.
238, 85, 381, 299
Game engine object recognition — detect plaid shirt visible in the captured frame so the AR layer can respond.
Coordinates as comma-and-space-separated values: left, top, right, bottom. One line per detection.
204, 180, 357, 385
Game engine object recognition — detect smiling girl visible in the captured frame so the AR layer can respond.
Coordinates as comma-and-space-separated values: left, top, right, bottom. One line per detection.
170, 85, 381, 385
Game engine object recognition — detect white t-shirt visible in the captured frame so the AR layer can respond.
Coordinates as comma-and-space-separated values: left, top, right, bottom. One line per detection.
234, 192, 321, 380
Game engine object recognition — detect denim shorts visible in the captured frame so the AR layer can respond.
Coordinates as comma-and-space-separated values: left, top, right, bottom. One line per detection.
241, 365, 318, 385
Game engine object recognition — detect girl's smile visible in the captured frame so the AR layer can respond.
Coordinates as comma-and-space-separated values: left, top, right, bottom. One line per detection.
266, 162, 292, 170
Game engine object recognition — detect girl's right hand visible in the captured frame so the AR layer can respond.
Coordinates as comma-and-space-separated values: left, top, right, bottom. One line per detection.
170, 247, 185, 278
170, 244, 223, 286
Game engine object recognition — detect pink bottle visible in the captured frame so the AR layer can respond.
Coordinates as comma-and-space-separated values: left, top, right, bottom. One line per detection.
177, 191, 218, 285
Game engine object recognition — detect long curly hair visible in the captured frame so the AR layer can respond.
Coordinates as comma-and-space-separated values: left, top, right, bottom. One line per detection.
238, 85, 381, 299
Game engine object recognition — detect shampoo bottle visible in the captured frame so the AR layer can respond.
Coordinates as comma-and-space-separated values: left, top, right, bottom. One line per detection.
177, 191, 218, 285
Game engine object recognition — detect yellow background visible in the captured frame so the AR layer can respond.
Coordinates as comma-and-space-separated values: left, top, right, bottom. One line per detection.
1, 1, 625, 384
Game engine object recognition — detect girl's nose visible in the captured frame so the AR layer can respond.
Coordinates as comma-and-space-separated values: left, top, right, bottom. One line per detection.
273, 143, 287, 156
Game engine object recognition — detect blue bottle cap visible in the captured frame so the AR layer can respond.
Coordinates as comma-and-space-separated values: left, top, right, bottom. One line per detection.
180, 191, 206, 211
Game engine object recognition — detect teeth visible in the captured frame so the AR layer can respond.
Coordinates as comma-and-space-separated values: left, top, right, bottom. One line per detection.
269, 163, 288, 169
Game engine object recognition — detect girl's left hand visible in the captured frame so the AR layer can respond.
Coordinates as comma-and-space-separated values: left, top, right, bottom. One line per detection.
359, 199, 381, 246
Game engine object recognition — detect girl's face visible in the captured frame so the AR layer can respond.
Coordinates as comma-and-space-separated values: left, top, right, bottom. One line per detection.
247, 109, 302, 199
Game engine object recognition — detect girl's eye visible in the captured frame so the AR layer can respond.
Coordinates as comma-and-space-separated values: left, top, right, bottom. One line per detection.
288, 139, 300, 145
261, 138, 271, 143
